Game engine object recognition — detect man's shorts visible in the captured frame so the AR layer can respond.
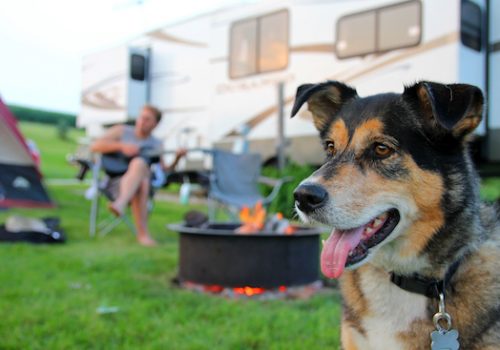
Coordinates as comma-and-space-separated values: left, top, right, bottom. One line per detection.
101, 176, 122, 201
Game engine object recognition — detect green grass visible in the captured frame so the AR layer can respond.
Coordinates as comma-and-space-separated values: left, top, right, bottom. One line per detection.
0, 186, 340, 349
0, 183, 341, 350
19, 122, 85, 179
0, 122, 341, 349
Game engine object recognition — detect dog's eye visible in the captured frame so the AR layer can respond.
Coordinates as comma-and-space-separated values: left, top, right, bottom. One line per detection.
373, 143, 394, 158
325, 141, 336, 155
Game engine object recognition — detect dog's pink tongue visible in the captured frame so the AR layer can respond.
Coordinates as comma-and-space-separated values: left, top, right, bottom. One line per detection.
320, 226, 365, 279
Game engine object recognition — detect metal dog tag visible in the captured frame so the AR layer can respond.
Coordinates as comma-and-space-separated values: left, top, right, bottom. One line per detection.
431, 329, 459, 350
431, 293, 460, 349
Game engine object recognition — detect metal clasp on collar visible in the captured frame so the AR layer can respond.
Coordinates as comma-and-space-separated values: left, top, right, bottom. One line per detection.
433, 292, 452, 332
430, 292, 460, 350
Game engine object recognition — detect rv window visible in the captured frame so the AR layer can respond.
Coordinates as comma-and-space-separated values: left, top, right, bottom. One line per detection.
336, 11, 376, 59
259, 11, 289, 73
229, 9, 289, 79
378, 1, 421, 52
130, 54, 146, 81
336, 0, 421, 59
230, 19, 258, 78
461, 0, 482, 51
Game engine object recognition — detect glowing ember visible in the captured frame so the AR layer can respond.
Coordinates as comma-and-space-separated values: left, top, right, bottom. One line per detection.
184, 281, 287, 296
179, 280, 323, 299
203, 284, 224, 293
233, 286, 267, 296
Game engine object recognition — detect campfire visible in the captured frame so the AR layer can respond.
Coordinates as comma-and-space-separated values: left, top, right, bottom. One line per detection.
169, 205, 321, 299
236, 201, 297, 235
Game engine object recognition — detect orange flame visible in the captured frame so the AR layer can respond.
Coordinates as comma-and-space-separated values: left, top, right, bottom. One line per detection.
237, 201, 298, 234
284, 226, 298, 235
237, 201, 266, 234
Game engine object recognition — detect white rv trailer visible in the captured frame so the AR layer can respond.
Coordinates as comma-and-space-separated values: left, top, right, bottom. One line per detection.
79, 0, 500, 165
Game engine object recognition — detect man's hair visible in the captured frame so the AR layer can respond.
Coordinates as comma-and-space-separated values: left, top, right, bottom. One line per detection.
143, 105, 162, 123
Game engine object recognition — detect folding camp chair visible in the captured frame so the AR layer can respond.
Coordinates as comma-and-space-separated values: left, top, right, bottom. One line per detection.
76, 153, 161, 237
207, 149, 291, 221
69, 140, 166, 237
86, 154, 136, 237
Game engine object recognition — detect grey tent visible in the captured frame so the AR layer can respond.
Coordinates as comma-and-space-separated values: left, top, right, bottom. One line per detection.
0, 97, 53, 208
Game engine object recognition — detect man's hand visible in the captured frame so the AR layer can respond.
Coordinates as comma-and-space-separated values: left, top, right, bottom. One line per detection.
162, 148, 188, 172
121, 143, 140, 157
175, 148, 188, 159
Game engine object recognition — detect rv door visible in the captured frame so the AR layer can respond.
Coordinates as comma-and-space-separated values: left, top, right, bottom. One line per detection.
128, 47, 151, 119
487, 0, 500, 161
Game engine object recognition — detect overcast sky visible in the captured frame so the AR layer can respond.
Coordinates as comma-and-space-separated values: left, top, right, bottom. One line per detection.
0, 0, 255, 114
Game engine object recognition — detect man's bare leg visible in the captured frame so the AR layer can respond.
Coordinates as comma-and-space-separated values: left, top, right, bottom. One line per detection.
130, 179, 157, 246
109, 157, 149, 217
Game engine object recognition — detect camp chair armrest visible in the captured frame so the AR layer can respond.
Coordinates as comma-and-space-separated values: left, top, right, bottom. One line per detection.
259, 175, 294, 205
67, 153, 95, 181
258, 175, 293, 187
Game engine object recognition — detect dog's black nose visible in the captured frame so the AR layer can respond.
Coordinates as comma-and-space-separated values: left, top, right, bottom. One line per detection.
294, 183, 328, 213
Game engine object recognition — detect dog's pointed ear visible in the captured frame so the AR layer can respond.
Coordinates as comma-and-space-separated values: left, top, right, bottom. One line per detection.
291, 81, 358, 131
403, 81, 484, 138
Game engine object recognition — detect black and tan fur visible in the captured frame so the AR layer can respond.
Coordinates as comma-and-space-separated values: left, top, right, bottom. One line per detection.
291, 81, 500, 349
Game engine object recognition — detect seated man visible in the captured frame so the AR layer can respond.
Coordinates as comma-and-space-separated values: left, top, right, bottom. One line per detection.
90, 105, 186, 246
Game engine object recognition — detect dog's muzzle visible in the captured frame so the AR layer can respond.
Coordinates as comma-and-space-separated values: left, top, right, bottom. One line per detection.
294, 183, 328, 213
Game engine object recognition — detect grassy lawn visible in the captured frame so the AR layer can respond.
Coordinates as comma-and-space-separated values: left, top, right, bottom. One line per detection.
1, 122, 342, 349
19, 122, 86, 180
0, 183, 341, 350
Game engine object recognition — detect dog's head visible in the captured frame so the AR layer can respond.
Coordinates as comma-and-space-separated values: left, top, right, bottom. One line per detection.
291, 81, 483, 278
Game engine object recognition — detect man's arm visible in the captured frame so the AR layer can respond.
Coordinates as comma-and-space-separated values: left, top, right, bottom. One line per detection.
90, 125, 139, 157
161, 148, 187, 172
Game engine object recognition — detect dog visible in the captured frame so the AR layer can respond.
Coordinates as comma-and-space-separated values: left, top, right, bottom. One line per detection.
291, 81, 500, 349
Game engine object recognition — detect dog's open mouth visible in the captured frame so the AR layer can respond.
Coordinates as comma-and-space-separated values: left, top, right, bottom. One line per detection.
321, 209, 400, 279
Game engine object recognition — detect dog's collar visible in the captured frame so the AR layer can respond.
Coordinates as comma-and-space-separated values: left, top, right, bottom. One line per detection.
390, 258, 463, 299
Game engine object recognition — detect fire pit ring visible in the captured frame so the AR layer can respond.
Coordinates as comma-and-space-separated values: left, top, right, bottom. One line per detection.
169, 222, 321, 289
